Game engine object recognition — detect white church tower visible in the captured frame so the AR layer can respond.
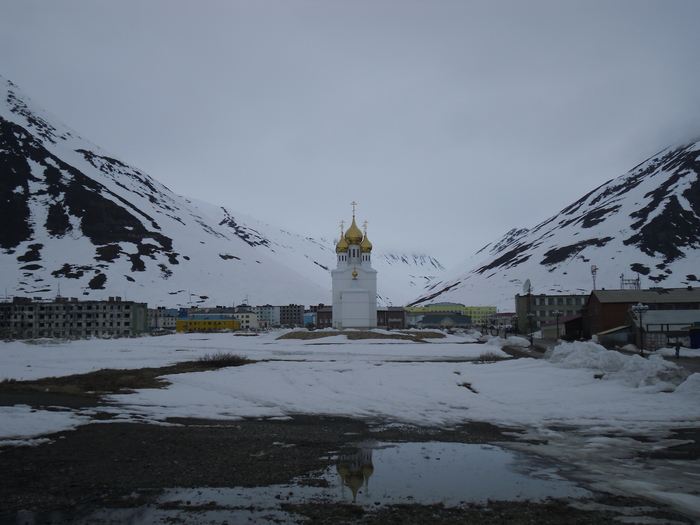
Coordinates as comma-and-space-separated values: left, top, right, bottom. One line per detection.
331, 202, 377, 329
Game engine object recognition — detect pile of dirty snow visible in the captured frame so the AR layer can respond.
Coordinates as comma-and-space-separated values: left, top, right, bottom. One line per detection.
547, 341, 692, 392
483, 335, 531, 348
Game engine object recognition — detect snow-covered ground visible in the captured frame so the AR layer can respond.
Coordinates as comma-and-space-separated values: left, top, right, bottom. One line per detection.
2, 330, 700, 520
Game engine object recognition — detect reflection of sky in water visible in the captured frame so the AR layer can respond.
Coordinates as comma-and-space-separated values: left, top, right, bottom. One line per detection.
335, 442, 590, 506
79, 442, 590, 524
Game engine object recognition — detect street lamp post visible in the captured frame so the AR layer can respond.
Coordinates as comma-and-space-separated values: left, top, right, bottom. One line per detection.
553, 310, 563, 340
527, 312, 536, 345
631, 303, 649, 356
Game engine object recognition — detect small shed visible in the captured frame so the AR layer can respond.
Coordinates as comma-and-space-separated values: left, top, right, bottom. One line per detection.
596, 325, 633, 349
541, 314, 582, 340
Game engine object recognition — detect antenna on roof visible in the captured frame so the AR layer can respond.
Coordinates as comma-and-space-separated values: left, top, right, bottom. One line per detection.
620, 273, 641, 290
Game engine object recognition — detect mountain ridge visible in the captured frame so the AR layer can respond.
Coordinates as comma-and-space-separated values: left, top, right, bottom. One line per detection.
0, 76, 445, 307
4, 73, 699, 314
410, 138, 700, 310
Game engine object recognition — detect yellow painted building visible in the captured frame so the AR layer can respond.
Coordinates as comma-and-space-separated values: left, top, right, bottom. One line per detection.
404, 303, 497, 325
176, 315, 241, 333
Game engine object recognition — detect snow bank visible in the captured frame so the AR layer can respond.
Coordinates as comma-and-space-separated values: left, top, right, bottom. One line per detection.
655, 345, 700, 358
505, 335, 531, 348
674, 373, 700, 395
483, 335, 531, 348
548, 341, 691, 391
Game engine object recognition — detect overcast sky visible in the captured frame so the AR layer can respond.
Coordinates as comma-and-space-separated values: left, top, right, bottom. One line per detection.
2, 1, 699, 267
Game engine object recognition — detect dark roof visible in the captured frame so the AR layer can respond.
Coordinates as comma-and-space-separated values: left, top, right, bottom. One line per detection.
591, 288, 700, 304
541, 314, 582, 327
421, 314, 472, 325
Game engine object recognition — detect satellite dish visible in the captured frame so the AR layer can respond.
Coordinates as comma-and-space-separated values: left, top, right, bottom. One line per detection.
523, 279, 532, 295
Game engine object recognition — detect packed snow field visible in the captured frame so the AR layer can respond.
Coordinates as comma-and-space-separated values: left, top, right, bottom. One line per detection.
2, 329, 700, 519
2, 330, 699, 441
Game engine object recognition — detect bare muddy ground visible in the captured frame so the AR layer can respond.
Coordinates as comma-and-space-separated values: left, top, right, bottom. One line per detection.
0, 408, 694, 525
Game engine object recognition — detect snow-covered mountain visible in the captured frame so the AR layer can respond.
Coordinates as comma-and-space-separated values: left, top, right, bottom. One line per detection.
0, 76, 444, 307
410, 139, 700, 310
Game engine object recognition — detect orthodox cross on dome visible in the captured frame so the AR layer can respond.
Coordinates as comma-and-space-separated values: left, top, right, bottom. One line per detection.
362, 220, 368, 234
340, 219, 345, 234
351, 201, 357, 217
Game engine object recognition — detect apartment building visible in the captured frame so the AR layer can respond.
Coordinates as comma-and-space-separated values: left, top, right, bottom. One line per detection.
514, 293, 588, 335
0, 296, 147, 339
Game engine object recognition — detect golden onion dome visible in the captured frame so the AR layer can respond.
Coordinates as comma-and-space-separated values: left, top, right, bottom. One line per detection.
336, 236, 349, 253
336, 221, 349, 253
344, 217, 363, 245
360, 232, 373, 253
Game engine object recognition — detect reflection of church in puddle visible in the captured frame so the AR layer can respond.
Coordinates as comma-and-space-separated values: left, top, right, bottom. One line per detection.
336, 446, 374, 502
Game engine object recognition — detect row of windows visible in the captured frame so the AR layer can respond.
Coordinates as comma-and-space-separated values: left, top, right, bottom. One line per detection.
35, 321, 131, 327
533, 297, 584, 306
35, 330, 132, 337
9, 313, 131, 320
643, 303, 700, 310
3, 304, 132, 312
534, 310, 581, 317
180, 321, 232, 326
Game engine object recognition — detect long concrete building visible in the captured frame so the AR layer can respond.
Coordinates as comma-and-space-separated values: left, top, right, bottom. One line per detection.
1, 296, 148, 339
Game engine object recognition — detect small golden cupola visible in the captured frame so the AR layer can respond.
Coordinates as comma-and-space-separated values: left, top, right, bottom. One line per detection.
344, 216, 363, 245
360, 221, 373, 253
335, 221, 349, 253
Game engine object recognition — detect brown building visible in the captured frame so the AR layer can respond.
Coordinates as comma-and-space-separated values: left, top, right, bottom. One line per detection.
316, 307, 333, 329
584, 287, 700, 338
377, 307, 406, 329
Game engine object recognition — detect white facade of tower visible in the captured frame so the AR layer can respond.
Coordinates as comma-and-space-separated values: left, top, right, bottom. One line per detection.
331, 211, 377, 329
